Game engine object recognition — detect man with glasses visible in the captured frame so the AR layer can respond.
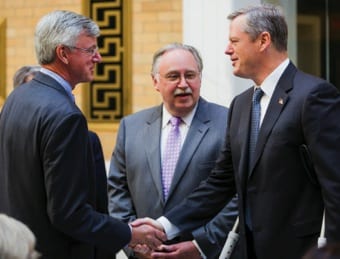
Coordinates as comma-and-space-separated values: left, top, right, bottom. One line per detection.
0, 10, 165, 259
108, 43, 238, 259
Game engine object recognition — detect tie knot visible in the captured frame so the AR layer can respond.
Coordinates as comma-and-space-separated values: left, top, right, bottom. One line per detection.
253, 88, 264, 103
170, 116, 181, 127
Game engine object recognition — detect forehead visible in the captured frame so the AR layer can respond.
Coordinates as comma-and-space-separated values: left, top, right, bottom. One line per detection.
158, 49, 198, 72
229, 15, 248, 37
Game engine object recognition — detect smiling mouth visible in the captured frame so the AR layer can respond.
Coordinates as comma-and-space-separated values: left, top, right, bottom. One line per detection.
175, 93, 191, 97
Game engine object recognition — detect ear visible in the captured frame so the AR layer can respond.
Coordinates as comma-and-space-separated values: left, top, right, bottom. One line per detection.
259, 31, 271, 51
151, 74, 160, 91
56, 45, 69, 64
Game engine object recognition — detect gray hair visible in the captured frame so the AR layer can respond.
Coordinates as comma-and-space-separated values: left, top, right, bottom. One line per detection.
0, 214, 40, 259
151, 43, 203, 76
13, 65, 41, 88
228, 4, 287, 52
34, 10, 100, 64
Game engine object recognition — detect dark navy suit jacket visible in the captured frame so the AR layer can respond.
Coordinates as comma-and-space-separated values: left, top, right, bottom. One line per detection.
0, 72, 130, 259
165, 63, 340, 259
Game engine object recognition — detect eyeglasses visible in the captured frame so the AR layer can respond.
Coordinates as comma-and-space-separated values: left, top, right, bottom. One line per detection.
66, 45, 99, 56
158, 71, 200, 84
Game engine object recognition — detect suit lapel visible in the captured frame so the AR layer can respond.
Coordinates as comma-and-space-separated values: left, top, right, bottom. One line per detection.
144, 106, 164, 203
249, 63, 296, 176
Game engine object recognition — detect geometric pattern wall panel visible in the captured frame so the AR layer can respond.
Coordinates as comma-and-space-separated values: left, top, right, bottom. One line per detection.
83, 0, 132, 123
0, 18, 6, 108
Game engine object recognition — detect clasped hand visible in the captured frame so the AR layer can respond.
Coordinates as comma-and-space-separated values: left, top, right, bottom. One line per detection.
129, 218, 202, 259
129, 217, 166, 251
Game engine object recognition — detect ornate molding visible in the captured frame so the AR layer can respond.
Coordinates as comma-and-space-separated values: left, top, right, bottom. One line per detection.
83, 0, 131, 123
0, 18, 6, 107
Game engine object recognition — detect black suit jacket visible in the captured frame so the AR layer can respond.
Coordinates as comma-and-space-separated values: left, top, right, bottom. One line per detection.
165, 63, 340, 259
0, 72, 130, 259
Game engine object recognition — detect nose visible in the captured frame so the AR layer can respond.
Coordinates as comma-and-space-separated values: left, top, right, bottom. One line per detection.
224, 43, 233, 56
178, 75, 189, 88
93, 51, 102, 63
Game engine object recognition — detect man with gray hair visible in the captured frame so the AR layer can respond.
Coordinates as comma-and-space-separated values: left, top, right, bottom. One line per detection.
108, 42, 238, 259
0, 10, 165, 259
135, 4, 340, 259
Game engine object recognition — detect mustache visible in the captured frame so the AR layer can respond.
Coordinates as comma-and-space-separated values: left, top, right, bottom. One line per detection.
174, 88, 193, 96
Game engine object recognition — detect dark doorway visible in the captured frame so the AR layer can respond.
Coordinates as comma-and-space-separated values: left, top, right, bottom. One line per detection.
298, 0, 340, 89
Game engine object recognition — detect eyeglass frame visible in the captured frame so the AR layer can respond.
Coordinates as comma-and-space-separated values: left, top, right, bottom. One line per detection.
157, 70, 201, 84
65, 45, 99, 56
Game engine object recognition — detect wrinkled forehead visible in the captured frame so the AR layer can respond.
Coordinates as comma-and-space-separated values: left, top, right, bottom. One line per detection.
158, 49, 199, 73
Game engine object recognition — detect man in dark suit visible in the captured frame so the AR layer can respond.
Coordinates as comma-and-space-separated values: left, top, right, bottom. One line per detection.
133, 4, 340, 259
11, 65, 115, 258
108, 43, 238, 259
0, 10, 165, 259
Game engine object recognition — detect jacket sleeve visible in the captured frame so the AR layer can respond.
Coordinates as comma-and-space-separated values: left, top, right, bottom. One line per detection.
192, 195, 238, 258
45, 113, 131, 253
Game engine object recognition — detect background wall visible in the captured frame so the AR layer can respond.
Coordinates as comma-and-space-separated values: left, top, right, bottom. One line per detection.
0, 0, 182, 161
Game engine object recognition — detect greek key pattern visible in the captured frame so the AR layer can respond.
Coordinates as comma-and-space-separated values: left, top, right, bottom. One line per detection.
84, 0, 131, 122
0, 19, 6, 106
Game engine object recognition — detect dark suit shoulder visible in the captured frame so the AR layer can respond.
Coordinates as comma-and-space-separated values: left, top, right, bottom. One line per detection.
294, 69, 336, 89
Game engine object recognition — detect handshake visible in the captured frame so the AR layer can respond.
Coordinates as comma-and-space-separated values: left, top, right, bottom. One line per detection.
128, 217, 168, 257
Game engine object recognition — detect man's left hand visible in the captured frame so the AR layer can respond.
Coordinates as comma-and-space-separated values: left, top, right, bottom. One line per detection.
150, 241, 201, 259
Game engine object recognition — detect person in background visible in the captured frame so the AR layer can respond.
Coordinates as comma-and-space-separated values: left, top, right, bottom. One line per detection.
134, 3, 340, 259
0, 10, 165, 259
108, 42, 238, 259
13, 65, 41, 88
0, 213, 40, 259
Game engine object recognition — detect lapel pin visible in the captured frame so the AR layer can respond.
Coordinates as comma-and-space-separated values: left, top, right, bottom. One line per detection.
278, 98, 284, 105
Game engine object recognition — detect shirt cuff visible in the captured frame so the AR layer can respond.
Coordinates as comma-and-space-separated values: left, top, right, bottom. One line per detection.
157, 216, 180, 240
192, 239, 207, 259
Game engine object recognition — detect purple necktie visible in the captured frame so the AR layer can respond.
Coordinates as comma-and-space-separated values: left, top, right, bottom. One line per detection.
162, 116, 181, 200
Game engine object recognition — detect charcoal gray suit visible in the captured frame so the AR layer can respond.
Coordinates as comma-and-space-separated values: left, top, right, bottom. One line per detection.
108, 97, 238, 258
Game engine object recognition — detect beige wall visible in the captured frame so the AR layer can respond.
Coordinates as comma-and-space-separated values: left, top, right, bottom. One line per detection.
0, 0, 182, 161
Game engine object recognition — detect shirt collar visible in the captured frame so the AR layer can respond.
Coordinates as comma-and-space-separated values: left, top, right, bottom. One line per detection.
162, 102, 198, 129
257, 58, 289, 98
40, 67, 74, 102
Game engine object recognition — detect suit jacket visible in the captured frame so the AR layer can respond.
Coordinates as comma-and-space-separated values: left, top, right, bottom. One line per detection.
108, 97, 238, 258
0, 72, 130, 259
165, 63, 340, 259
